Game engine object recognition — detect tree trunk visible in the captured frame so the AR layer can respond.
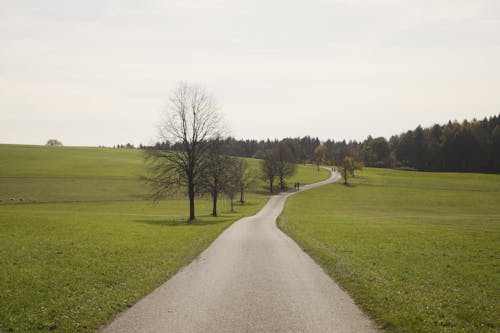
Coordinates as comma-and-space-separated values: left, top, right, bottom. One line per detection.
212, 190, 218, 217
188, 183, 195, 222
269, 178, 274, 194
239, 185, 244, 204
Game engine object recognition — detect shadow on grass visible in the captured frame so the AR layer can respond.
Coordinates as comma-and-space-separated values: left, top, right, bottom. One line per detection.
134, 215, 235, 227
335, 182, 357, 188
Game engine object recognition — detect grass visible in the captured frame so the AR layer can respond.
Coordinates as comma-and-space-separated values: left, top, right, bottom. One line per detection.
278, 168, 500, 332
0, 144, 329, 332
0, 145, 328, 203
0, 198, 266, 332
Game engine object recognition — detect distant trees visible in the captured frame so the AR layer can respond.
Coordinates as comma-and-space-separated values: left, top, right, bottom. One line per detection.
144, 113, 500, 186
144, 83, 223, 222
115, 143, 136, 149
389, 116, 500, 172
260, 141, 297, 193
46, 139, 63, 146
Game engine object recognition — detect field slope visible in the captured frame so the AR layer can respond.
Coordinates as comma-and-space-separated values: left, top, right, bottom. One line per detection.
0, 144, 328, 332
279, 168, 500, 332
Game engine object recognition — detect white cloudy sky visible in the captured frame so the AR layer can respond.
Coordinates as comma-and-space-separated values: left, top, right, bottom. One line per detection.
1, 0, 499, 146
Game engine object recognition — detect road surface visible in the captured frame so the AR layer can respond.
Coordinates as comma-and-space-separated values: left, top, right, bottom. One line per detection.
101, 170, 380, 332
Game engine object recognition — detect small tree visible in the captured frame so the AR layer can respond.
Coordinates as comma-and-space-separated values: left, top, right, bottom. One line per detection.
274, 142, 296, 191
261, 149, 278, 193
339, 156, 364, 185
235, 159, 255, 204
339, 156, 354, 185
224, 158, 241, 212
46, 139, 63, 146
313, 144, 327, 171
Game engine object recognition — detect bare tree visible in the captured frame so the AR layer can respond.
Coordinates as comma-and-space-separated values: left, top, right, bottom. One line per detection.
224, 158, 241, 213
200, 139, 234, 217
274, 141, 297, 191
235, 159, 255, 204
144, 83, 223, 222
261, 149, 279, 193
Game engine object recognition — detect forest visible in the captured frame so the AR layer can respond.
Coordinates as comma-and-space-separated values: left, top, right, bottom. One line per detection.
145, 115, 500, 173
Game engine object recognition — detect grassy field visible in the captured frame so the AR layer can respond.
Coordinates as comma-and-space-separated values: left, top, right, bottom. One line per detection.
279, 168, 499, 332
0, 144, 328, 332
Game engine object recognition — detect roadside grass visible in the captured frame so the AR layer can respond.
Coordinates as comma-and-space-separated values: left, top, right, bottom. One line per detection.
279, 168, 499, 333
0, 144, 329, 332
0, 197, 267, 332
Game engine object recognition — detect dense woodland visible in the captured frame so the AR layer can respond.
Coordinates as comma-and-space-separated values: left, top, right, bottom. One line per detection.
143, 115, 500, 173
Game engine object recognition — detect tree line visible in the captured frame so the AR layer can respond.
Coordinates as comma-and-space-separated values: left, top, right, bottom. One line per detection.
147, 115, 500, 174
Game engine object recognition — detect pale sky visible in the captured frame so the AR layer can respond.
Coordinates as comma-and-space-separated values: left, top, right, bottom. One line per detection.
1, 0, 499, 146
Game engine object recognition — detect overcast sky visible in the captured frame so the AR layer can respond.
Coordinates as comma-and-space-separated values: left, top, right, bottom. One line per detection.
1, 0, 499, 146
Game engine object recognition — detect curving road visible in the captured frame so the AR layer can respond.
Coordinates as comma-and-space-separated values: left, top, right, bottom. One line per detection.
101, 170, 380, 332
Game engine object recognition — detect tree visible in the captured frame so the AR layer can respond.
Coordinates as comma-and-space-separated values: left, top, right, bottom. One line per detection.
313, 144, 327, 171
351, 159, 364, 177
261, 149, 278, 193
200, 139, 244, 216
224, 158, 242, 212
46, 139, 63, 146
144, 83, 223, 222
274, 141, 297, 190
339, 156, 353, 185
338, 156, 363, 185
234, 159, 255, 204
201, 139, 233, 216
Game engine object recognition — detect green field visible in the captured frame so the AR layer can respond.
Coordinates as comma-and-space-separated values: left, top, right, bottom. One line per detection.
0, 144, 328, 332
279, 168, 500, 332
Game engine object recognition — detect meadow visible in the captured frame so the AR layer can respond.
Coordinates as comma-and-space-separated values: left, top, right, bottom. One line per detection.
0, 144, 328, 332
279, 168, 500, 332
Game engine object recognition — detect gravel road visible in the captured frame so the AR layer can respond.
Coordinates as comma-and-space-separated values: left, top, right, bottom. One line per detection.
101, 170, 380, 332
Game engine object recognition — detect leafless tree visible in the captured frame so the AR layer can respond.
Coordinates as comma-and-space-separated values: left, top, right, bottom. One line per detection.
144, 83, 223, 222
273, 141, 297, 191
260, 142, 297, 193
261, 149, 279, 193
200, 139, 235, 216
235, 159, 255, 204
223, 158, 241, 213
